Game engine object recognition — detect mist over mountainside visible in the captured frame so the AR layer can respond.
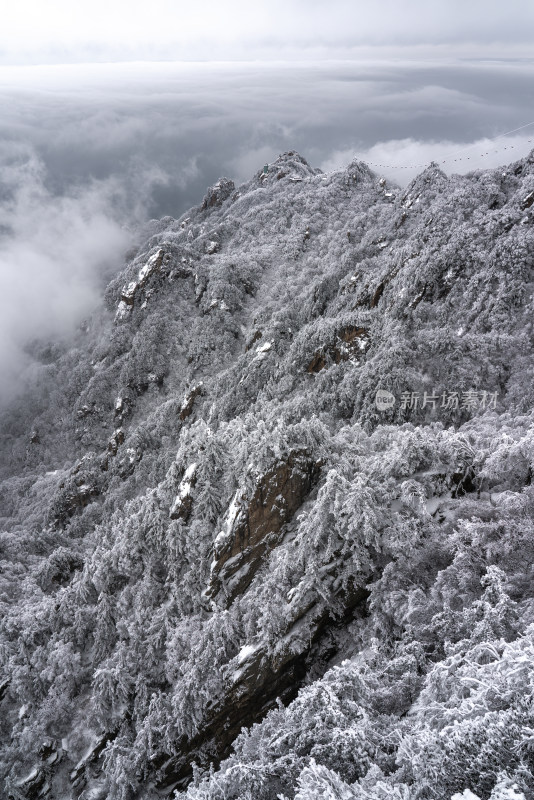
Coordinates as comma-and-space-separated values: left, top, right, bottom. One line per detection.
1, 149, 534, 800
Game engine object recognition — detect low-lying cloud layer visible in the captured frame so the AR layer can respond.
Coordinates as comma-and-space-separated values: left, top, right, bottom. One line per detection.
0, 58, 533, 405
0, 147, 135, 405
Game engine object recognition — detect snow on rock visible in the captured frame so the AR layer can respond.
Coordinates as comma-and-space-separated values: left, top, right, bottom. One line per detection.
115, 299, 131, 321
263, 151, 320, 184
207, 453, 321, 604
237, 643, 258, 664
170, 463, 198, 520
138, 249, 164, 284
206, 239, 220, 255
108, 428, 125, 456
245, 330, 262, 351
179, 383, 204, 421
201, 177, 235, 210
115, 249, 165, 320
213, 491, 243, 556
256, 341, 272, 355
208, 298, 229, 311
307, 326, 369, 373
115, 396, 127, 415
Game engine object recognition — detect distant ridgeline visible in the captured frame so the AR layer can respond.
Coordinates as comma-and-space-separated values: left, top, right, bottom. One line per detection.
1, 149, 534, 800
357, 119, 534, 171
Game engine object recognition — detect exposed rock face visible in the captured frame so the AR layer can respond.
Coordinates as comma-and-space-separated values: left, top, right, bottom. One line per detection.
69, 729, 119, 793
307, 326, 369, 373
261, 151, 320, 183
157, 585, 368, 793
52, 481, 100, 526
107, 428, 125, 455
5, 147, 534, 800
9, 767, 48, 800
116, 248, 165, 320
50, 455, 105, 526
205, 239, 220, 255
245, 330, 262, 351
170, 463, 197, 520
0, 678, 9, 703
7, 740, 64, 799
201, 178, 235, 210
207, 452, 321, 604
179, 383, 204, 421
370, 281, 385, 308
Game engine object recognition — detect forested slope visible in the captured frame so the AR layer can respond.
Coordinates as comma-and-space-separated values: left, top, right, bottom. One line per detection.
1, 150, 534, 800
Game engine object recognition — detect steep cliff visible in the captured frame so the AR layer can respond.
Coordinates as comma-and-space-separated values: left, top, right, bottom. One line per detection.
1, 150, 534, 800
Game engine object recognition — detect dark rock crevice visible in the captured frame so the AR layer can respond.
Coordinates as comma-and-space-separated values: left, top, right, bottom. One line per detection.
155, 583, 369, 793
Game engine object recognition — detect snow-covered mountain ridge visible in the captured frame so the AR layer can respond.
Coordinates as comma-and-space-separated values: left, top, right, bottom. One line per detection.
1, 150, 534, 800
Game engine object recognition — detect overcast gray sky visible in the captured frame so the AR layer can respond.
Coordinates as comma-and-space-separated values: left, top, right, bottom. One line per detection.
1, 0, 534, 64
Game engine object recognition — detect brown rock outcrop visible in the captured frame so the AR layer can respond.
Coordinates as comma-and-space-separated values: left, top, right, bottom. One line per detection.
307, 326, 369, 373
201, 178, 235, 210
207, 452, 321, 604
179, 384, 204, 421
156, 584, 368, 793
245, 330, 262, 351
170, 463, 198, 521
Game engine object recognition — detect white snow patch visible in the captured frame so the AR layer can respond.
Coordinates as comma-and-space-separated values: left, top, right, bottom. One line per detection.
182, 463, 197, 484
115, 300, 131, 321
237, 644, 258, 664
179, 383, 203, 414
256, 341, 272, 354
138, 264, 151, 282
123, 281, 137, 301
170, 463, 197, 517
213, 492, 242, 555
16, 767, 39, 786
138, 249, 163, 283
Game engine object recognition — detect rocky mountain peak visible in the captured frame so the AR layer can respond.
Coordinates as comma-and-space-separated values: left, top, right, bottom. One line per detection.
1, 150, 534, 800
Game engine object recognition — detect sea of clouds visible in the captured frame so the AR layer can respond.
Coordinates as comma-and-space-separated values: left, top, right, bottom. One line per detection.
0, 58, 533, 404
